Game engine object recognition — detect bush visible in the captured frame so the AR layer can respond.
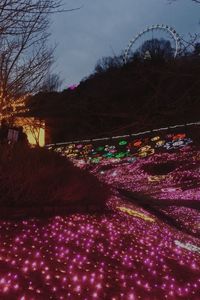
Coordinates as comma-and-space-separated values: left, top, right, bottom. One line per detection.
0, 145, 109, 218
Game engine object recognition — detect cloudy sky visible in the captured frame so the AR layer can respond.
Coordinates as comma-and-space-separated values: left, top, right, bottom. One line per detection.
50, 0, 200, 88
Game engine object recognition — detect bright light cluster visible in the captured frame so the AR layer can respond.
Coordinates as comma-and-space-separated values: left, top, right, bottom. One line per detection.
0, 127, 200, 299
0, 209, 200, 299
93, 148, 200, 201
49, 132, 192, 164
89, 132, 200, 238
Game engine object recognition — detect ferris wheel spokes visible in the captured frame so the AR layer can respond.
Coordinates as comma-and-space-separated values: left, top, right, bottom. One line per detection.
124, 24, 182, 63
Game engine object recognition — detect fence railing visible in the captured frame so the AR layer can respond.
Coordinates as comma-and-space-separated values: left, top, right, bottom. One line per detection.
45, 121, 200, 147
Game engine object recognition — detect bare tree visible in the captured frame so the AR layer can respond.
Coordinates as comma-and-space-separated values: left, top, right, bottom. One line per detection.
40, 73, 63, 92
181, 33, 200, 54
0, 0, 77, 122
94, 55, 124, 74
0, 1, 62, 36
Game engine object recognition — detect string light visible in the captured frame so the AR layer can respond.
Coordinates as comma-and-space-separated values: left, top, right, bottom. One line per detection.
117, 206, 155, 222
174, 240, 200, 254
0, 128, 199, 299
51, 132, 193, 165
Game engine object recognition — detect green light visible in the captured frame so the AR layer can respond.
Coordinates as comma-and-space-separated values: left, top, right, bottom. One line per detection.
103, 152, 114, 158
91, 151, 97, 155
119, 140, 128, 146
96, 146, 104, 151
91, 158, 100, 163
115, 152, 127, 158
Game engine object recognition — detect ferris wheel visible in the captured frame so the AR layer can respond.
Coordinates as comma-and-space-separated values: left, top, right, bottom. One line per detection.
124, 24, 182, 63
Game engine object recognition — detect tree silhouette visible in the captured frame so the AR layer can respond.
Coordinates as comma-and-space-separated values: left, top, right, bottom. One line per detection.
0, 1, 78, 122
40, 74, 63, 92
134, 38, 174, 61
94, 55, 124, 73
193, 43, 200, 56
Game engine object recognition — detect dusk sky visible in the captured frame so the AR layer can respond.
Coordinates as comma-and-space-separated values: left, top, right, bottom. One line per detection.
50, 0, 200, 88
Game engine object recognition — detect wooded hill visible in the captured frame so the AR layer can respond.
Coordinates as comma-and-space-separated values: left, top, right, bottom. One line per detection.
23, 55, 200, 143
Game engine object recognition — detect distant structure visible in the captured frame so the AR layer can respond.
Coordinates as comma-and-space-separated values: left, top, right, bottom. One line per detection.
144, 50, 152, 60
124, 24, 182, 63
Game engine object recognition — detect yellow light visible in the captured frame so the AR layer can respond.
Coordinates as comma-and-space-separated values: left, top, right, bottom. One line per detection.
14, 117, 45, 147
117, 206, 155, 222
151, 136, 160, 141
39, 127, 45, 147
148, 175, 167, 182
26, 126, 45, 147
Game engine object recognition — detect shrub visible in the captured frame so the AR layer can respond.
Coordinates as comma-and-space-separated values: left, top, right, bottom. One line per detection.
0, 144, 109, 218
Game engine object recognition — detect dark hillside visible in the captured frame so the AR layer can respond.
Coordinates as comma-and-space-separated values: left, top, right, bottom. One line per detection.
0, 145, 109, 218
24, 56, 200, 143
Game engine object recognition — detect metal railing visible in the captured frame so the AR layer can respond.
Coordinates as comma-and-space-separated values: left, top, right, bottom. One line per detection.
45, 121, 200, 148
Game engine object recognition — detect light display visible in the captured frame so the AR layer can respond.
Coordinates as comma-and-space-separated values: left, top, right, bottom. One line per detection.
174, 240, 200, 254
0, 202, 200, 299
117, 206, 155, 222
15, 117, 45, 147
148, 175, 168, 182
0, 95, 45, 147
0, 126, 200, 299
50, 132, 193, 165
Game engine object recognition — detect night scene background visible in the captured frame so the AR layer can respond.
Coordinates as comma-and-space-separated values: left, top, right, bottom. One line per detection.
0, 1, 200, 300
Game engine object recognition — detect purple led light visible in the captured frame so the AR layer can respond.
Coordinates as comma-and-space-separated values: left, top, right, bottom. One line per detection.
1, 129, 200, 299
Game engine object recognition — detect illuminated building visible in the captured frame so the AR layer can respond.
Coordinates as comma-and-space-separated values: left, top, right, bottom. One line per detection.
0, 96, 45, 147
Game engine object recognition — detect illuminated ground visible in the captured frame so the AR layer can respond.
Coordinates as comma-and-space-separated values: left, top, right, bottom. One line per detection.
0, 127, 200, 299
